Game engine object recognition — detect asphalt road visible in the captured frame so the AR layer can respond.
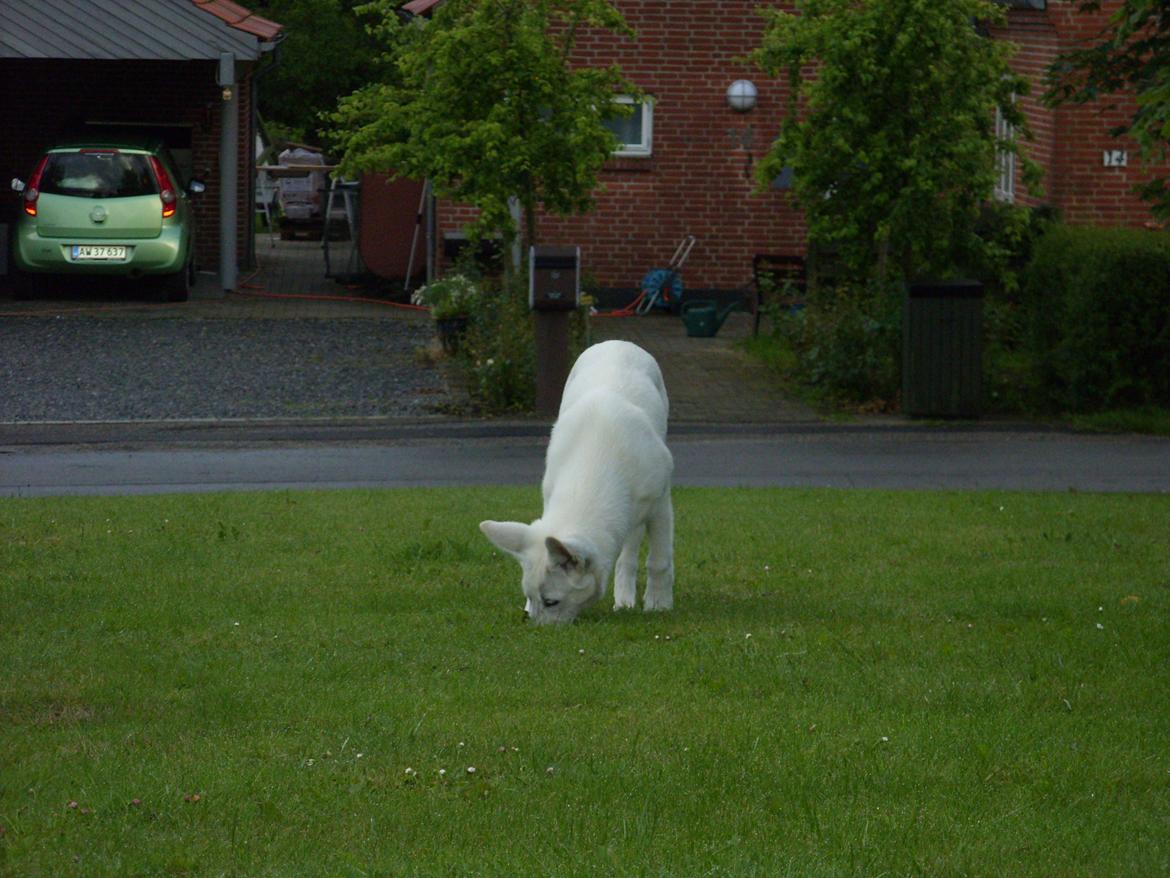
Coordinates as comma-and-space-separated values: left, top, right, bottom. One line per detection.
1, 421, 1168, 496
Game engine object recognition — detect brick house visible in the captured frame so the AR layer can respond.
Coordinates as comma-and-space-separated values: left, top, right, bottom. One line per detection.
407, 0, 1165, 302
0, 0, 283, 290
990, 0, 1158, 226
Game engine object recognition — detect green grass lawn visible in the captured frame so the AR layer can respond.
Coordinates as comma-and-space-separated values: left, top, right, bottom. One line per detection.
2, 487, 1168, 877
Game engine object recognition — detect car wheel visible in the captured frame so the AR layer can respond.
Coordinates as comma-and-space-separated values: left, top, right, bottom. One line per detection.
160, 257, 193, 303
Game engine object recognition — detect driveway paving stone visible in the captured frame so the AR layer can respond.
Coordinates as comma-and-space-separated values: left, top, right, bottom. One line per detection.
1, 238, 816, 427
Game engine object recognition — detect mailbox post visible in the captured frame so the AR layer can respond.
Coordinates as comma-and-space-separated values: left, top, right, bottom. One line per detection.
529, 245, 580, 417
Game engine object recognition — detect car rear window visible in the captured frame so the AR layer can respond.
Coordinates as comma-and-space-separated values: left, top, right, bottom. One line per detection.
39, 151, 157, 199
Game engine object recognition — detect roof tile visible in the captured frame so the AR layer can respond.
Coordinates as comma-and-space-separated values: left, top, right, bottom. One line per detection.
191, 0, 284, 41
402, 0, 444, 15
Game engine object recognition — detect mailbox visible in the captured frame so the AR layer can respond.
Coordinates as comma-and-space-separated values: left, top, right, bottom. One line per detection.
529, 245, 580, 311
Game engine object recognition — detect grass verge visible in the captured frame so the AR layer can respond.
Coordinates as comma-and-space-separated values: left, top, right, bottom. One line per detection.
743, 331, 1170, 433
1067, 407, 1170, 436
2, 488, 1168, 876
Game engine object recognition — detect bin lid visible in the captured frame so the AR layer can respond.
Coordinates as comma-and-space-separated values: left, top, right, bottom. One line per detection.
907, 279, 984, 299
534, 255, 578, 270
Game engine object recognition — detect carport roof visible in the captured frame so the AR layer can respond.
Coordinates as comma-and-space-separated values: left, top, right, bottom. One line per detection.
0, 0, 283, 62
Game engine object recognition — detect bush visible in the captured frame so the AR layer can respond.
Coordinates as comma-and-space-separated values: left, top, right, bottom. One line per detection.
450, 270, 593, 414
1022, 225, 1170, 411
961, 204, 1059, 413
771, 281, 903, 407
962, 203, 1059, 298
410, 273, 480, 319
457, 283, 537, 414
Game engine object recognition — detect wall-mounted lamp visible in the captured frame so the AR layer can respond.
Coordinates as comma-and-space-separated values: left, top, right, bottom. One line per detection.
217, 52, 236, 103
726, 80, 758, 113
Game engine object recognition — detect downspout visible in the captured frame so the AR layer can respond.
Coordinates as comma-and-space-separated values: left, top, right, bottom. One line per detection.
249, 37, 283, 271
218, 52, 239, 292
426, 181, 435, 284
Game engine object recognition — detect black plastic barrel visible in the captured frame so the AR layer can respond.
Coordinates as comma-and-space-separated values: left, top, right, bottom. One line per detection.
902, 279, 984, 418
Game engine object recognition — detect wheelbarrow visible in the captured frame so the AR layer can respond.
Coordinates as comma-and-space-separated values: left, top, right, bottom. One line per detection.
681, 299, 740, 337
636, 235, 697, 315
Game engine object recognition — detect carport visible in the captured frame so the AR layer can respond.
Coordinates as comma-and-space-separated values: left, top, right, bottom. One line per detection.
0, 0, 283, 291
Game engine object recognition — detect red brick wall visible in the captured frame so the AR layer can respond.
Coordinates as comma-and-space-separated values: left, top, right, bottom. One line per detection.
435, 0, 1168, 294
998, 0, 1166, 226
994, 9, 1059, 210
439, 0, 802, 294
0, 58, 257, 274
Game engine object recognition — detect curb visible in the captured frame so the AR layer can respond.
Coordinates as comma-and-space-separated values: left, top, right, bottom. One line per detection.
0, 414, 1084, 449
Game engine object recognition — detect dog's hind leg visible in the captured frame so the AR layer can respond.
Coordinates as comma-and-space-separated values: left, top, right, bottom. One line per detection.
643, 493, 674, 611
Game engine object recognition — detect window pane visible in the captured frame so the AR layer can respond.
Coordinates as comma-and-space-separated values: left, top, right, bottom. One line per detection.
994, 105, 1015, 203
604, 109, 643, 148
43, 153, 156, 199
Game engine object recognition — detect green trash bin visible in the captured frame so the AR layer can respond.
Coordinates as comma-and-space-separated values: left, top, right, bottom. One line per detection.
902, 279, 983, 418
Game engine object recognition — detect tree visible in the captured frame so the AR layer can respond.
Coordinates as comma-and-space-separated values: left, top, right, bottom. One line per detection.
328, 0, 633, 254
250, 0, 383, 145
752, 0, 1035, 282
1045, 0, 1170, 218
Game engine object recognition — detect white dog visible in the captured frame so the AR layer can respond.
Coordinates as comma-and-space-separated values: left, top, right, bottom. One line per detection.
480, 340, 674, 624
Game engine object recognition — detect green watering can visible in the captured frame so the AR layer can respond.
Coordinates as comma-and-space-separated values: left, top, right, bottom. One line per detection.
681, 299, 740, 337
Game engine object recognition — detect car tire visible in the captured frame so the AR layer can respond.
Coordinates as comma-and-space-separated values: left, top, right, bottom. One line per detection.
160, 256, 194, 303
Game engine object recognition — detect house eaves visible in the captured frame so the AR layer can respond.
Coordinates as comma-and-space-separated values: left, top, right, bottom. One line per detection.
0, 0, 284, 62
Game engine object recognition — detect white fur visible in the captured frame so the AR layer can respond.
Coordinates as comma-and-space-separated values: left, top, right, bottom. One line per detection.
480, 340, 675, 624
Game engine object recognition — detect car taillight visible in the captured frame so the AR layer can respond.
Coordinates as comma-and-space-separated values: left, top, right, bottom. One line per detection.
23, 155, 49, 217
149, 156, 178, 218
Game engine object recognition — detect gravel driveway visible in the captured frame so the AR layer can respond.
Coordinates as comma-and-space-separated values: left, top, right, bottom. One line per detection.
0, 312, 452, 422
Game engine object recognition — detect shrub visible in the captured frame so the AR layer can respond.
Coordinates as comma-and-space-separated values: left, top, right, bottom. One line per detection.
771, 281, 903, 407
962, 203, 1059, 298
961, 204, 1059, 413
443, 268, 596, 415
410, 273, 479, 319
1022, 225, 1170, 411
457, 283, 537, 414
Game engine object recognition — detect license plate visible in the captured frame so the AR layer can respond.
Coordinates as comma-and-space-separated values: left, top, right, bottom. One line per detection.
71, 245, 127, 261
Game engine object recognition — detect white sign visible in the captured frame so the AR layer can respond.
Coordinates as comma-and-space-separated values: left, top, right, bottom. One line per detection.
1103, 150, 1129, 167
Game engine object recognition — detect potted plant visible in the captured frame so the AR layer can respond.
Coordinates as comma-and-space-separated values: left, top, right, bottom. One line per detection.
411, 273, 479, 354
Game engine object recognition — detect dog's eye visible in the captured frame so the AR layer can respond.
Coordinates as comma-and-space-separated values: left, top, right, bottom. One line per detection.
542, 597, 560, 608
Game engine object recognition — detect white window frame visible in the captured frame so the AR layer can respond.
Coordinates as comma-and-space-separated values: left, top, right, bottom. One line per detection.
606, 95, 654, 157
994, 102, 1016, 203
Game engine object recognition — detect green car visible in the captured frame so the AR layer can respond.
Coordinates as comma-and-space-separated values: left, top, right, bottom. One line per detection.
10, 137, 204, 301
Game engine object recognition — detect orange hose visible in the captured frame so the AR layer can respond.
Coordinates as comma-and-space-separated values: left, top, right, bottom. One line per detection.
234, 284, 430, 312
592, 291, 645, 318
236, 266, 430, 310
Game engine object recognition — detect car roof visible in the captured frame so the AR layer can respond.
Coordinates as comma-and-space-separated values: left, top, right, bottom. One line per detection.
47, 137, 167, 154
43, 126, 178, 155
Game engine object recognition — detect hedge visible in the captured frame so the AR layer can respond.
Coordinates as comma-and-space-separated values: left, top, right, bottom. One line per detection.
1022, 225, 1170, 411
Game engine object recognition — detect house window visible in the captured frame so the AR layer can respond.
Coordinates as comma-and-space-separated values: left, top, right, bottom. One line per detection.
994, 104, 1015, 203
604, 96, 653, 157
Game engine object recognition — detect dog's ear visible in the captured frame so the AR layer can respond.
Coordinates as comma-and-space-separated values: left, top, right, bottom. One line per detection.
479, 521, 531, 559
545, 536, 591, 571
